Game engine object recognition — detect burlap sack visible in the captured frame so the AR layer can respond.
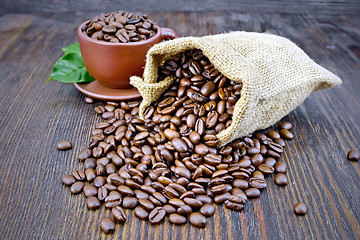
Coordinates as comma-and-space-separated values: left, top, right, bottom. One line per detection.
130, 31, 341, 147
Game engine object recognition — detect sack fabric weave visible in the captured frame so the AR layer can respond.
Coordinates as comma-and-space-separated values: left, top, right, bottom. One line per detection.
130, 31, 341, 147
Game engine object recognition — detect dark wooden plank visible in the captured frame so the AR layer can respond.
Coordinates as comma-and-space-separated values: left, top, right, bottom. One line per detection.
0, 11, 359, 240
2, 0, 360, 15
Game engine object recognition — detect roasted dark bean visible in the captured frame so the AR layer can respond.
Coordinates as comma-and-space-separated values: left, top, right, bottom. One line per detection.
279, 129, 294, 140
274, 161, 287, 173
70, 182, 84, 194
83, 184, 98, 197
122, 196, 138, 209
86, 196, 101, 210
134, 206, 149, 220
112, 206, 127, 223
274, 173, 288, 186
62, 175, 75, 186
347, 149, 360, 161
100, 217, 115, 234
149, 207, 166, 224
245, 188, 261, 198
169, 213, 187, 224
57, 141, 72, 150
104, 194, 122, 208
189, 212, 207, 228
294, 202, 307, 215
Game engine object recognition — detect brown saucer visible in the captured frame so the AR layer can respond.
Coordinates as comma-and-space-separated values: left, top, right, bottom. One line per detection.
74, 80, 142, 101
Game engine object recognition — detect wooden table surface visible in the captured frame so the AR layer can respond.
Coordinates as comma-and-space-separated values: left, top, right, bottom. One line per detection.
0, 11, 359, 240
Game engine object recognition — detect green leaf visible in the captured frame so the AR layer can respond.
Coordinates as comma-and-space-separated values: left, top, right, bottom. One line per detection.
48, 52, 95, 83
62, 42, 81, 55
48, 42, 95, 83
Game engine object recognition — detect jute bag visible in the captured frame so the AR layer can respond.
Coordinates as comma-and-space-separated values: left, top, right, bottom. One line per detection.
130, 32, 341, 147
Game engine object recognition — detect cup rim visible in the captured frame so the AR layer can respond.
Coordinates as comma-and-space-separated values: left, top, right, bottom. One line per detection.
78, 20, 161, 46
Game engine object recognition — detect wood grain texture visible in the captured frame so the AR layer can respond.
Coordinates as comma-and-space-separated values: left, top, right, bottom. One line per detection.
2, 0, 360, 15
0, 11, 359, 240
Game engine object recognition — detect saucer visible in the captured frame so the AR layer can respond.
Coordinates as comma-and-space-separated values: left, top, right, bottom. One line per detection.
74, 80, 142, 101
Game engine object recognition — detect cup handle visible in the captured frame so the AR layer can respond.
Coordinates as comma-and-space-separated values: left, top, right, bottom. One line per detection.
160, 28, 179, 40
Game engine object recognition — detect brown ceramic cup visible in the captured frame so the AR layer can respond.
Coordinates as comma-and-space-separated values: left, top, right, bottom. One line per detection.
78, 22, 178, 89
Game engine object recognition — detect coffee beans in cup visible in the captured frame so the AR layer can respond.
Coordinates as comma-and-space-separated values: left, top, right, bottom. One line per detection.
61, 49, 296, 233
82, 11, 158, 43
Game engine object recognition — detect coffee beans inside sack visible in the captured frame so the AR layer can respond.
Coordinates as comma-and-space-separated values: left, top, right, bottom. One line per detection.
130, 32, 341, 146
62, 49, 297, 233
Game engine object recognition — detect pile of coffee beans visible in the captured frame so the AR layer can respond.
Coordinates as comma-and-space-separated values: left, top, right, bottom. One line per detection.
82, 11, 158, 43
62, 49, 295, 233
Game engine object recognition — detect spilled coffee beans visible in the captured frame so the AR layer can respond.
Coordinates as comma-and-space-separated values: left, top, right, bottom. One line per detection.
61, 49, 295, 233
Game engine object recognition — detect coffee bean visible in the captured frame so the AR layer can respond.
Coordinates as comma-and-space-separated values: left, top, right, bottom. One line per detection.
62, 175, 75, 186
84, 158, 96, 169
347, 149, 360, 161
206, 111, 219, 129
274, 161, 287, 173
134, 189, 149, 199
204, 154, 222, 165
163, 204, 176, 215
267, 131, 280, 139
274, 173, 288, 186
100, 217, 115, 234
171, 138, 188, 153
112, 206, 127, 223
245, 188, 261, 198
149, 207, 166, 224
138, 199, 155, 210
232, 179, 249, 190
57, 141, 72, 150
294, 202, 307, 215
201, 82, 216, 97
85, 168, 96, 182
258, 164, 275, 174
72, 169, 86, 181
195, 195, 212, 204
94, 176, 106, 188
224, 195, 246, 211
118, 185, 134, 196
98, 186, 108, 201
85, 96, 94, 104
134, 206, 149, 220
164, 129, 180, 140
251, 154, 264, 167
78, 148, 92, 160
279, 129, 293, 140
83, 184, 98, 197
189, 212, 207, 228
86, 196, 101, 210
214, 192, 231, 204
199, 203, 215, 217
264, 157, 277, 167
249, 178, 267, 189
122, 196, 138, 209
169, 213, 187, 224
104, 194, 122, 208
163, 186, 179, 199
70, 182, 84, 194
177, 204, 192, 215
183, 198, 203, 208
280, 122, 292, 130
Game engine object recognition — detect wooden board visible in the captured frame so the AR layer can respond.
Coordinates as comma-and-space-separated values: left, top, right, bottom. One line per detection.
2, 0, 360, 15
0, 12, 359, 240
